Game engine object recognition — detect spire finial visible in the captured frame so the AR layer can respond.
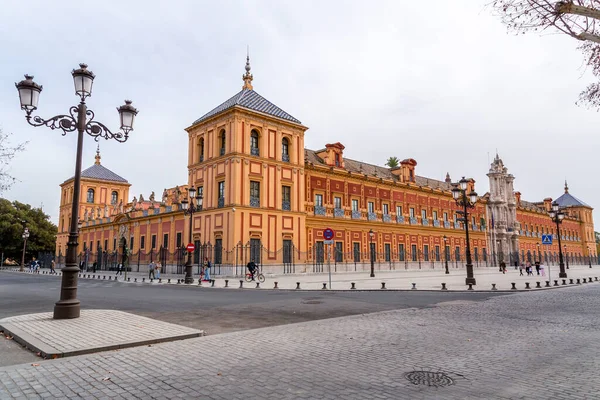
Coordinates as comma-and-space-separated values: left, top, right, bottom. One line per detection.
242, 48, 253, 90
95, 143, 101, 165
564, 179, 569, 193
445, 172, 451, 183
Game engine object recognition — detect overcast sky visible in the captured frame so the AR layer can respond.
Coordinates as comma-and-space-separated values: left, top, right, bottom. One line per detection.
1, 0, 598, 225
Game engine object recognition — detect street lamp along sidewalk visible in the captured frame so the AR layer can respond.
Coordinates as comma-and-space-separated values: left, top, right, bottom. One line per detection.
451, 177, 478, 286
15, 64, 138, 320
181, 186, 203, 284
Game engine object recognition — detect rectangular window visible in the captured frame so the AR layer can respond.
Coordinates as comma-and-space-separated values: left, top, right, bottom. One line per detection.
353, 243, 360, 262
104, 239, 108, 251
197, 187, 203, 209
215, 238, 223, 264
471, 216, 476, 226
140, 236, 146, 250
151, 235, 157, 249
218, 181, 225, 201
316, 241, 324, 263
352, 199, 359, 211
411, 244, 417, 261
399, 244, 405, 261
315, 194, 323, 207
396, 205, 402, 216
409, 208, 415, 218
113, 238, 116, 250
445, 245, 450, 260
163, 233, 169, 249
176, 232, 182, 248
433, 211, 438, 221
423, 245, 429, 261
335, 242, 343, 262
283, 240, 293, 264
443, 212, 448, 221
194, 240, 200, 264
455, 246, 461, 261
383, 204, 389, 215
421, 209, 427, 220
483, 248, 487, 261
435, 245, 440, 261
130, 236, 134, 250
334, 197, 342, 209
384, 243, 391, 261
474, 247, 479, 261
368, 201, 374, 213
250, 181, 260, 207
454, 214, 458, 223
250, 238, 261, 263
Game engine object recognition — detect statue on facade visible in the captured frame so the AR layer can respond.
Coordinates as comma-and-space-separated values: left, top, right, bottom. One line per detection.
96, 207, 101, 219
84, 208, 88, 221
118, 200, 124, 213
149, 191, 155, 202
104, 204, 108, 218
131, 196, 138, 211
139, 194, 145, 202
162, 188, 168, 204
174, 186, 181, 203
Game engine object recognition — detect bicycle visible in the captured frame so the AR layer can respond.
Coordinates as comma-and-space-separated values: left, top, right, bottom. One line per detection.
244, 270, 265, 283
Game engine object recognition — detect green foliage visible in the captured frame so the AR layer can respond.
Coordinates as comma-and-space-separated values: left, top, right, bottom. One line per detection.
385, 156, 399, 168
0, 198, 57, 261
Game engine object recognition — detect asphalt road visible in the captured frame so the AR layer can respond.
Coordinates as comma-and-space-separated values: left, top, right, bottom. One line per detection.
0, 271, 510, 367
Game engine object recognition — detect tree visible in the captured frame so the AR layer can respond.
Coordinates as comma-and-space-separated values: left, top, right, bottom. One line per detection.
385, 156, 400, 168
0, 198, 57, 262
0, 128, 27, 193
492, 1, 600, 109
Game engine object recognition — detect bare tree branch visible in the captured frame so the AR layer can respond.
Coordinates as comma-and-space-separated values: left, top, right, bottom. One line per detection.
0, 128, 27, 193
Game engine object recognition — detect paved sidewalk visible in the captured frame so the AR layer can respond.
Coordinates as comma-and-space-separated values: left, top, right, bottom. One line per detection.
8, 264, 600, 291
0, 285, 599, 399
0, 310, 203, 359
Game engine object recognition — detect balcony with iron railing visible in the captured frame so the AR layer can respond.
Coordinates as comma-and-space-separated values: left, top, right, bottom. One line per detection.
396, 215, 405, 224
218, 197, 224, 208
219, 148, 225, 156
282, 200, 291, 211
433, 220, 440, 227
199, 155, 204, 162
409, 217, 418, 225
314, 205, 326, 216
334, 208, 345, 218
444, 221, 450, 229
367, 212, 377, 221
282, 153, 290, 162
382, 214, 391, 223
422, 218, 429, 226
454, 222, 461, 229
250, 197, 260, 208
352, 210, 362, 220
251, 147, 260, 156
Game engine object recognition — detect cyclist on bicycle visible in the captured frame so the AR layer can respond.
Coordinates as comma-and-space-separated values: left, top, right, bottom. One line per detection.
247, 261, 258, 281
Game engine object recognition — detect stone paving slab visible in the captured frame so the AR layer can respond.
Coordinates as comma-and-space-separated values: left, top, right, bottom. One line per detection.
0, 310, 203, 359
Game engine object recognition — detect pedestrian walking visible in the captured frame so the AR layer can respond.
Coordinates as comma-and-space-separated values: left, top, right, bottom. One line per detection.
79, 260, 85, 272
535, 261, 540, 276
50, 259, 56, 274
155, 262, 161, 279
116, 263, 123, 276
540, 263, 545, 277
148, 261, 156, 279
519, 264, 524, 276
500, 261, 506, 274
203, 257, 211, 281
93, 261, 97, 273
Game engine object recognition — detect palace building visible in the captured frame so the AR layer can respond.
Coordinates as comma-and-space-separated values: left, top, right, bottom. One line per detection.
56, 58, 596, 273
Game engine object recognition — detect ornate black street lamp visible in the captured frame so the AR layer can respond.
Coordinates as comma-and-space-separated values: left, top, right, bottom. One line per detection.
589, 246, 593, 268
181, 187, 203, 284
537, 243, 541, 265
548, 202, 567, 278
15, 64, 138, 319
20, 227, 29, 272
451, 177, 478, 286
369, 229, 375, 278
563, 244, 569, 270
443, 235, 449, 274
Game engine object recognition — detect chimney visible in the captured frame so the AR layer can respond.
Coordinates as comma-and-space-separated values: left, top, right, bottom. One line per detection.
398, 158, 417, 183
543, 197, 552, 212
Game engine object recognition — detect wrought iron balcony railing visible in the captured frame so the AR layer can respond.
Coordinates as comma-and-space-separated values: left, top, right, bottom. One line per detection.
282, 200, 291, 211
251, 147, 260, 156
367, 212, 377, 221
217, 197, 224, 208
352, 210, 362, 219
250, 197, 260, 208
282, 153, 290, 162
334, 208, 345, 218
314, 205, 326, 216
396, 215, 405, 224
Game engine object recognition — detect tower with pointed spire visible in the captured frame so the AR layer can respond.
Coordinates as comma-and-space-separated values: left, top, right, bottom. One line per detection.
94, 143, 101, 165
242, 53, 253, 90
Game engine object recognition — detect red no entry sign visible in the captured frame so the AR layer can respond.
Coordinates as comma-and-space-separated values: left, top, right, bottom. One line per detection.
323, 228, 334, 240
186, 243, 195, 253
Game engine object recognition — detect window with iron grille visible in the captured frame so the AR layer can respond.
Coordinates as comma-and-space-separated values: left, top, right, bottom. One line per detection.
215, 238, 223, 264
335, 242, 343, 262
384, 243, 391, 261
334, 197, 342, 209
176, 232, 182, 248
163, 234, 169, 249
282, 138, 289, 161
151, 235, 156, 249
399, 244, 405, 261
250, 130, 259, 155
113, 238, 117, 250
483, 248, 487, 261
455, 246, 461, 261
315, 242, 324, 263
283, 240, 292, 264
411, 244, 417, 261
352, 199, 359, 211
353, 243, 360, 262
423, 245, 429, 261
104, 240, 108, 251
130, 236, 134, 250
474, 247, 479, 261
218, 181, 225, 205
435, 245, 440, 261
315, 194, 323, 207
111, 191, 118, 205
250, 181, 260, 207
87, 189, 95, 203
282, 186, 291, 210
220, 131, 226, 154
445, 245, 450, 260
250, 238, 261, 263
140, 236, 145, 250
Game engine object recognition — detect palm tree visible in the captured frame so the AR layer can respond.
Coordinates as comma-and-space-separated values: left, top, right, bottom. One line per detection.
385, 156, 399, 168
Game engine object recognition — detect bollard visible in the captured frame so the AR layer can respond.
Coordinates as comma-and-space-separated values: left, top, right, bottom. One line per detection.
198, 279, 202, 286
381, 282, 387, 290
142, 278, 145, 283
211, 280, 215, 287
569, 279, 574, 284
491, 283, 497, 291
128, 277, 130, 282
596, 277, 599, 281
93, 275, 96, 279
87, 274, 90, 278
225, 279, 229, 288
322, 283, 328, 290
553, 280, 558, 286
562, 279, 567, 285
441, 283, 447, 290
545, 281, 550, 287
576, 278, 581, 284
525, 282, 531, 289
511, 282, 517, 290
115, 277, 118, 282
109, 276, 112, 280
589, 277, 593, 283
150, 278, 153, 283
177, 279, 181, 284
168, 279, 171, 284
159, 278, 162, 283
535, 282, 541, 288
583, 278, 587, 283
273, 281, 278, 289
134, 278, 137, 282
103, 276, 106, 280
239, 280, 244, 288
411, 283, 416, 290
296, 282, 301, 290
467, 283, 473, 290
256, 282, 260, 289
351, 282, 356, 290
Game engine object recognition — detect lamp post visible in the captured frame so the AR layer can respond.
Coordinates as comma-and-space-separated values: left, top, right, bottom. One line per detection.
451, 177, 478, 286
588, 246, 593, 268
537, 243, 541, 265
563, 244, 569, 269
15, 65, 138, 319
443, 235, 449, 274
181, 186, 203, 284
548, 202, 567, 278
20, 227, 29, 272
369, 229, 375, 278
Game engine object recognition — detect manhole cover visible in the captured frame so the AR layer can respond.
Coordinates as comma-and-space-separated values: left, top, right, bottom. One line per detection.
404, 371, 454, 387
302, 300, 322, 304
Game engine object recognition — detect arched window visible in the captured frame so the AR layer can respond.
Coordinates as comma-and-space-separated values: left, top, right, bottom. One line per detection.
219, 130, 226, 156
250, 130, 259, 156
87, 188, 95, 203
199, 137, 205, 162
111, 191, 118, 205
282, 137, 289, 162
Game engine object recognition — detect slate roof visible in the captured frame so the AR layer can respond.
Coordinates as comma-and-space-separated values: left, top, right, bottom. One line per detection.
66, 164, 128, 183
304, 149, 452, 191
192, 89, 301, 125
554, 192, 590, 208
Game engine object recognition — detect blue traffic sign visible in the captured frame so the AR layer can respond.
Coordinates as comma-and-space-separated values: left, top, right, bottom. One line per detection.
323, 228, 334, 240
541, 234, 553, 245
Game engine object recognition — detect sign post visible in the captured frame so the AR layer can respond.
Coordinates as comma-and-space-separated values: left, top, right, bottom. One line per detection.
541, 235, 553, 282
323, 228, 334, 289
186, 243, 195, 253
